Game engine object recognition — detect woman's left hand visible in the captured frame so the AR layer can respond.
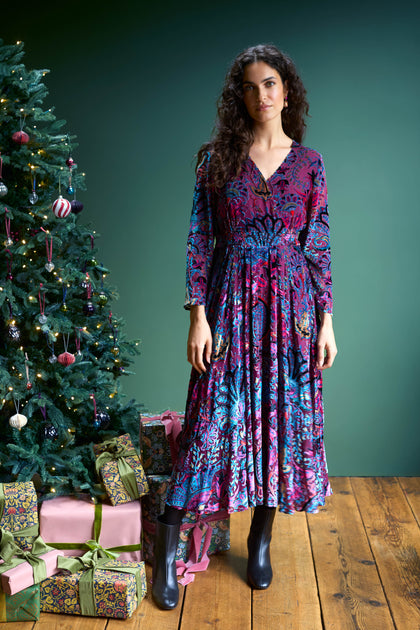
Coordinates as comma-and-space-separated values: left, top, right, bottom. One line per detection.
316, 312, 338, 370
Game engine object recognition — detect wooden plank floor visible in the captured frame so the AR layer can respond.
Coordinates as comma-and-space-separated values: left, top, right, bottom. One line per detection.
2, 477, 420, 630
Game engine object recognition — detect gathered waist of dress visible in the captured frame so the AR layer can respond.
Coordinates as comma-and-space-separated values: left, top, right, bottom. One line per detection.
214, 231, 301, 251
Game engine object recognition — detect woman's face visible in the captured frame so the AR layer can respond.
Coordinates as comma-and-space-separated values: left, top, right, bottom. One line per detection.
241, 61, 287, 124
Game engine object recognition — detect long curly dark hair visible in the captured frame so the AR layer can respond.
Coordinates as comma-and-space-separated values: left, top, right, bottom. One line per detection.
196, 43, 310, 189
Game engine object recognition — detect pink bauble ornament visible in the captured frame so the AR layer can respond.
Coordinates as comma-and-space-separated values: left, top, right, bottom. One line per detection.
12, 130, 29, 144
52, 195, 71, 218
66, 157, 75, 167
57, 351, 75, 366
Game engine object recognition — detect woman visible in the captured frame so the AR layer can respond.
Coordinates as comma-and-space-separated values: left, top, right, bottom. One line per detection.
152, 43, 338, 610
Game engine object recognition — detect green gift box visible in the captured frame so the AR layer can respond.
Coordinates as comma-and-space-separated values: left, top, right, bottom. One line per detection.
0, 584, 40, 622
40, 555, 147, 619
93, 433, 149, 506
0, 482, 39, 551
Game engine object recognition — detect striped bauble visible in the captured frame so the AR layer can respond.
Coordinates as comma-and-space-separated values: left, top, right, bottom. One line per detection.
52, 195, 71, 218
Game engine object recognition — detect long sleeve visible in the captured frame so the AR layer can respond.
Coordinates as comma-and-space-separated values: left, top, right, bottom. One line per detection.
183, 151, 215, 310
299, 153, 333, 315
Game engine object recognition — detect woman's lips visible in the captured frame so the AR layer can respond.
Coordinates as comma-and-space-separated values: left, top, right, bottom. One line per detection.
257, 104, 271, 111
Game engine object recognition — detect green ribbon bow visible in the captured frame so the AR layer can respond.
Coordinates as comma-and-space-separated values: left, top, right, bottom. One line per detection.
0, 528, 54, 584
56, 538, 143, 616
0, 483, 39, 544
95, 438, 140, 500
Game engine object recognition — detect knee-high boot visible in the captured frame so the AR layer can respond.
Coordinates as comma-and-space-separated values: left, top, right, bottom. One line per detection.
151, 515, 181, 609
247, 506, 276, 589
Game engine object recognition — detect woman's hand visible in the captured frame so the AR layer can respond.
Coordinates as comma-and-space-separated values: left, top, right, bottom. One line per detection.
187, 305, 213, 374
316, 311, 338, 370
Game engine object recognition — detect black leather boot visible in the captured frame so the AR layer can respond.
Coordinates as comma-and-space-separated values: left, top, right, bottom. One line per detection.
247, 506, 276, 589
152, 515, 181, 609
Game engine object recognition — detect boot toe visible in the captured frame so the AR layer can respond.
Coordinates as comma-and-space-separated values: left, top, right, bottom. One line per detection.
152, 583, 179, 610
247, 566, 273, 590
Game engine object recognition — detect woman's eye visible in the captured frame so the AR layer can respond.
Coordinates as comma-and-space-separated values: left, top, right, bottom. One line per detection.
265, 81, 275, 87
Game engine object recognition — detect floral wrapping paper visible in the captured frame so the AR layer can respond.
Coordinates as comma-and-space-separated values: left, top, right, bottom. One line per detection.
0, 482, 38, 551
93, 433, 149, 506
0, 583, 40, 622
140, 411, 185, 475
39, 560, 147, 619
141, 475, 230, 564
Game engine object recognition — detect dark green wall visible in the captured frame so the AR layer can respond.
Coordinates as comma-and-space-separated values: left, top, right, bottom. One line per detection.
2, 0, 419, 474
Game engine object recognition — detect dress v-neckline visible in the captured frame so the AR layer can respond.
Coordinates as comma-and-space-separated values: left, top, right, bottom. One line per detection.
247, 139, 298, 183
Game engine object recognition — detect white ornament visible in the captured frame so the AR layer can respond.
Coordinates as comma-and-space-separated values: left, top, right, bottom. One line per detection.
52, 195, 71, 218
9, 413, 28, 430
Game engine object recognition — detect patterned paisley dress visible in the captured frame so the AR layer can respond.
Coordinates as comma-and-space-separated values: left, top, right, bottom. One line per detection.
165, 139, 333, 515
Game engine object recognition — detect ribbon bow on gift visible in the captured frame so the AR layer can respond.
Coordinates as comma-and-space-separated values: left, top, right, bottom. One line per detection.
159, 410, 183, 464
57, 541, 143, 617
95, 438, 141, 500
175, 510, 229, 586
0, 527, 54, 584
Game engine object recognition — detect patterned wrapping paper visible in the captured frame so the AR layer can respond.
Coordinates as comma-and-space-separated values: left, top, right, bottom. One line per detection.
0, 583, 40, 622
0, 482, 38, 551
39, 560, 146, 619
93, 433, 149, 505
140, 411, 185, 475
141, 475, 230, 564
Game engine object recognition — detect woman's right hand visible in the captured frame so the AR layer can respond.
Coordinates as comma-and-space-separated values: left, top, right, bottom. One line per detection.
187, 305, 212, 374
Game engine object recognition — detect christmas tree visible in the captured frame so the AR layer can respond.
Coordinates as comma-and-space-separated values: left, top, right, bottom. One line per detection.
0, 39, 145, 501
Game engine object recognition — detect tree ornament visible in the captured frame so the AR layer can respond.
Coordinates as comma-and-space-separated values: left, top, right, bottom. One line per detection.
83, 273, 95, 315
43, 423, 58, 440
52, 195, 71, 218
94, 410, 111, 429
40, 405, 58, 439
8, 323, 21, 342
4, 208, 13, 246
41, 227, 54, 272
91, 393, 111, 430
9, 400, 28, 430
38, 283, 48, 324
61, 286, 67, 311
24, 352, 32, 390
66, 185, 74, 195
29, 175, 38, 205
83, 301, 95, 315
9, 413, 28, 429
75, 331, 82, 357
12, 130, 29, 144
58, 333, 75, 366
71, 199, 83, 214
66, 156, 75, 168
57, 351, 75, 366
46, 336, 58, 363
98, 292, 108, 306
0, 154, 8, 198
12, 113, 29, 145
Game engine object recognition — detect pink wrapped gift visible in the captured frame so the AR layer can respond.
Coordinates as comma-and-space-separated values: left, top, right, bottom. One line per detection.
39, 496, 142, 562
0, 548, 63, 595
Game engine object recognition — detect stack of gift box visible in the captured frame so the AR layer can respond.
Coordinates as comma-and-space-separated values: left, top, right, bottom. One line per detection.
140, 409, 230, 585
0, 410, 230, 622
0, 432, 148, 622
